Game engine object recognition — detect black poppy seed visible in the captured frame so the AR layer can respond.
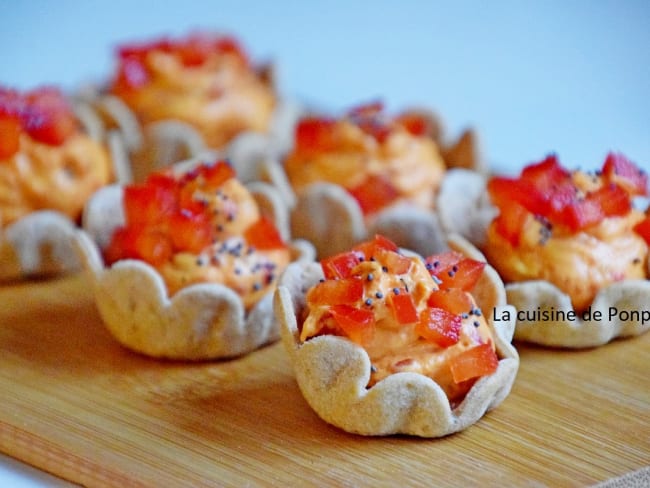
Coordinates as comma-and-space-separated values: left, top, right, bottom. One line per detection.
370, 257, 376, 261
365, 298, 373, 306
370, 365, 378, 373
473, 308, 482, 316
217, 224, 224, 232
425, 263, 433, 271
367, 273, 374, 281
433, 260, 440, 268
227, 213, 234, 222
248, 246, 256, 254
382, 266, 388, 272
461, 313, 469, 319
473, 321, 480, 328
265, 273, 275, 285
633, 257, 641, 264
393, 288, 400, 295
253, 283, 262, 291
447, 270, 455, 277
375, 291, 384, 299
234, 268, 242, 275
319, 278, 325, 283
196, 257, 206, 266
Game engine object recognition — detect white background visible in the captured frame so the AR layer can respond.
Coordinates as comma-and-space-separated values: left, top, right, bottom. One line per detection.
0, 1, 648, 485
2, 0, 649, 174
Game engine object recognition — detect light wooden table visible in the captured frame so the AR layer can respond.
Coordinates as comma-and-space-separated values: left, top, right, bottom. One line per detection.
0, 273, 648, 487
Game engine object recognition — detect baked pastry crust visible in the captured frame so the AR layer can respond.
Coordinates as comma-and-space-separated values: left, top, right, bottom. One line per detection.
274, 235, 519, 436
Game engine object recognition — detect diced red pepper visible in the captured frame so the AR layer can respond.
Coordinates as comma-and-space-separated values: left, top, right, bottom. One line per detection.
348, 174, 399, 215
487, 176, 548, 217
123, 184, 177, 226
105, 226, 173, 266
375, 247, 412, 275
394, 111, 431, 137
425, 251, 463, 277
21, 87, 78, 145
197, 160, 236, 189
416, 307, 462, 347
559, 197, 604, 231
590, 184, 632, 218
306, 277, 364, 307
329, 304, 375, 346
294, 117, 338, 154
352, 234, 399, 260
169, 210, 214, 254
387, 290, 419, 325
427, 289, 473, 315
321, 250, 362, 280
633, 216, 650, 245
426, 251, 485, 291
493, 202, 529, 246
520, 154, 571, 189
602, 152, 648, 196
244, 216, 286, 250
449, 343, 499, 384
0, 115, 21, 159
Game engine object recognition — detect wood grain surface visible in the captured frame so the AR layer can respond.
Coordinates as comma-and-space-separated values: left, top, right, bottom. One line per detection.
0, 273, 648, 487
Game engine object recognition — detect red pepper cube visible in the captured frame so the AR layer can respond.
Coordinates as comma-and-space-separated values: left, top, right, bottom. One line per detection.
520, 154, 571, 189
21, 88, 79, 146
449, 343, 499, 384
633, 216, 650, 245
169, 209, 214, 254
123, 184, 177, 227
427, 289, 473, 315
352, 234, 399, 260
387, 290, 419, 325
589, 184, 632, 218
487, 176, 548, 217
329, 304, 375, 346
416, 307, 462, 347
294, 117, 338, 154
493, 202, 528, 246
602, 152, 648, 196
348, 174, 399, 215
200, 160, 236, 190
244, 216, 286, 250
559, 197, 604, 231
321, 250, 362, 280
0, 115, 21, 159
306, 277, 364, 307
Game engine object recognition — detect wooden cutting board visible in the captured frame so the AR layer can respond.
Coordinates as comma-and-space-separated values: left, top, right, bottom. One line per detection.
0, 273, 648, 487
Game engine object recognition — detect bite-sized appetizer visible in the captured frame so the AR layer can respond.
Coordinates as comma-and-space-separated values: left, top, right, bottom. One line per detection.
110, 32, 275, 150
0, 86, 118, 281
438, 153, 650, 347
284, 102, 482, 258
76, 158, 313, 359
0, 86, 111, 226
275, 234, 518, 437
285, 101, 445, 215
